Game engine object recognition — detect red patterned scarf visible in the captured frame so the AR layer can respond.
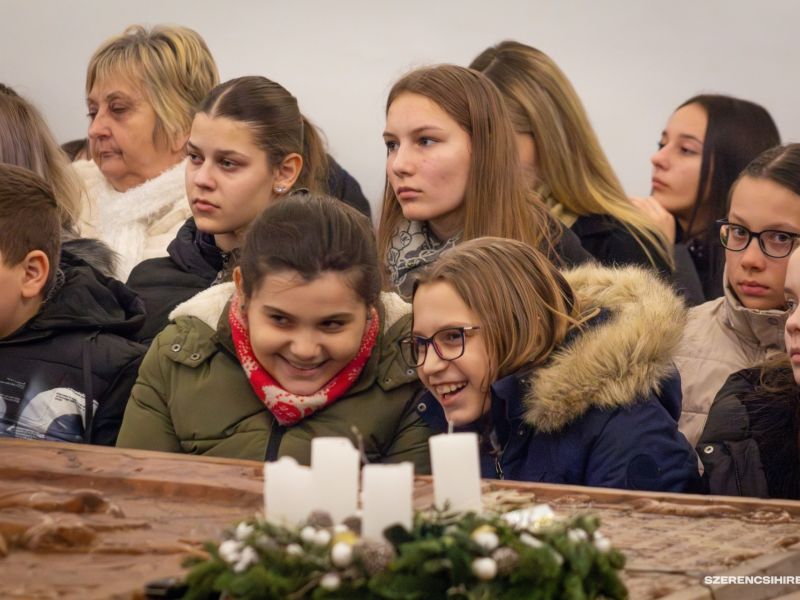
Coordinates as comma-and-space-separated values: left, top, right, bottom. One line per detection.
228, 292, 379, 426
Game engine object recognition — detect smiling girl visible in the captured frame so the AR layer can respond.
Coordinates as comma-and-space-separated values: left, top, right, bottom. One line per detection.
379, 65, 590, 298
117, 193, 432, 470
407, 237, 699, 491
699, 243, 800, 500
674, 144, 800, 447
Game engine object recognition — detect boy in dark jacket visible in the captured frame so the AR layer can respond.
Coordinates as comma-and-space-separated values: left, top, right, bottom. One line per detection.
0, 164, 145, 445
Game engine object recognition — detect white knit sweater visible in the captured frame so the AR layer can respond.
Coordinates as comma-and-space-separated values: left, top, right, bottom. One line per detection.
73, 159, 190, 280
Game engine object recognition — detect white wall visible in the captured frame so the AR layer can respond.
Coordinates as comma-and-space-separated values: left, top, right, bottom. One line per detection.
2, 0, 798, 217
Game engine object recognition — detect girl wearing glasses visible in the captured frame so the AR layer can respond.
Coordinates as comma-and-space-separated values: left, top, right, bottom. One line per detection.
673, 144, 800, 447
698, 243, 800, 499
632, 95, 779, 305
118, 193, 433, 472
379, 64, 590, 299
406, 237, 700, 491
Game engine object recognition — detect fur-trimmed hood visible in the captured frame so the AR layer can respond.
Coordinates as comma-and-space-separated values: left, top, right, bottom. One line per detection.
169, 282, 410, 335
524, 264, 686, 433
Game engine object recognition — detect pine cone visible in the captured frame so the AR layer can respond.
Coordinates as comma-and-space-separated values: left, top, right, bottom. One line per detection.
354, 539, 396, 576
491, 547, 519, 576
306, 510, 334, 529
342, 515, 362, 535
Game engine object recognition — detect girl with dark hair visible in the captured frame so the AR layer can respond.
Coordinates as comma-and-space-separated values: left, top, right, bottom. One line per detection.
407, 237, 699, 491
379, 64, 590, 299
117, 193, 432, 471
633, 95, 780, 304
674, 144, 800, 447
128, 76, 367, 343
699, 245, 800, 500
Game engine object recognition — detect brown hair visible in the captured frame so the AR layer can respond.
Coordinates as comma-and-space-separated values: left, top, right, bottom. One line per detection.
0, 164, 61, 292
471, 40, 672, 269
86, 24, 219, 149
378, 65, 560, 277
199, 76, 329, 193
734, 143, 800, 198
413, 237, 582, 384
0, 84, 83, 231
239, 192, 379, 307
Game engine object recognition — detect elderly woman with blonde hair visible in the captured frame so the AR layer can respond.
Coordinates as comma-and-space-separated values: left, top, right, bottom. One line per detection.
74, 24, 219, 279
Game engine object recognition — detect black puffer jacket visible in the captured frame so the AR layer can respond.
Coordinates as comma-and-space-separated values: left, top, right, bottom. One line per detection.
698, 366, 800, 500
0, 246, 146, 446
327, 156, 371, 219
570, 214, 672, 279
127, 218, 228, 343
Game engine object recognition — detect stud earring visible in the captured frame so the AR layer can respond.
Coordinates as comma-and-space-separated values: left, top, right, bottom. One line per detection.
274, 185, 286, 194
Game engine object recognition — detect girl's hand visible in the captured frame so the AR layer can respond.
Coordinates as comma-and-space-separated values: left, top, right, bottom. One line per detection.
630, 196, 676, 245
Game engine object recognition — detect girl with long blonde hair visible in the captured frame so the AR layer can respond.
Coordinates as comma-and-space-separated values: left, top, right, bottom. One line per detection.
470, 40, 672, 276
379, 64, 589, 298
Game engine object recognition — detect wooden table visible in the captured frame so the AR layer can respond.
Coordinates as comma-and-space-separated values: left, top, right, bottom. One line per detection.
1, 439, 800, 599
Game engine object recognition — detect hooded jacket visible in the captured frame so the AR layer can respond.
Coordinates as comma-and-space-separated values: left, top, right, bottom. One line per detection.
674, 272, 787, 447
417, 264, 701, 492
116, 284, 433, 473
0, 245, 146, 445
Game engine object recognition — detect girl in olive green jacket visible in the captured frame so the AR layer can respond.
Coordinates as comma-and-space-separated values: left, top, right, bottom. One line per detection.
117, 194, 432, 473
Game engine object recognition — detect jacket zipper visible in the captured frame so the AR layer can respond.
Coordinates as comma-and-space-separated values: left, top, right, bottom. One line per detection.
265, 420, 286, 462
495, 455, 504, 480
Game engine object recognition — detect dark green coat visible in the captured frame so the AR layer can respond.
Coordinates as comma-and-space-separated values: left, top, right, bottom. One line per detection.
117, 284, 432, 473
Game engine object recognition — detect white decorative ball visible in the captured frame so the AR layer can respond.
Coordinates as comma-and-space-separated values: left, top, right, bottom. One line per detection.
471, 557, 498, 581
218, 540, 242, 564
331, 542, 353, 567
233, 546, 259, 573
320, 572, 341, 591
519, 533, 543, 548
471, 530, 500, 552
286, 543, 303, 556
594, 534, 612, 553
300, 526, 317, 543
567, 529, 588, 543
314, 529, 332, 546
235, 522, 254, 541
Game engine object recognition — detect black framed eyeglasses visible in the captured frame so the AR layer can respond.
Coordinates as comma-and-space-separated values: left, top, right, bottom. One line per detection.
717, 219, 800, 259
398, 326, 481, 368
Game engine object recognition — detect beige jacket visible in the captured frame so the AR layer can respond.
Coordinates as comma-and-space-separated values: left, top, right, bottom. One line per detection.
73, 159, 190, 281
675, 277, 787, 446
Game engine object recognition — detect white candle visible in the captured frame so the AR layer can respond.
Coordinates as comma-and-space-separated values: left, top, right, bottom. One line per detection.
361, 463, 413, 541
263, 456, 313, 526
311, 437, 360, 523
429, 432, 482, 512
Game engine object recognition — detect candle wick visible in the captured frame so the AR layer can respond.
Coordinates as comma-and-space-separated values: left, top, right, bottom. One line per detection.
447, 420, 454, 434
350, 425, 370, 465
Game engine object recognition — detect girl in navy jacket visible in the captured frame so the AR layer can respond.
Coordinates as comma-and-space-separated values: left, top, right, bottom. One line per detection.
405, 237, 701, 492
